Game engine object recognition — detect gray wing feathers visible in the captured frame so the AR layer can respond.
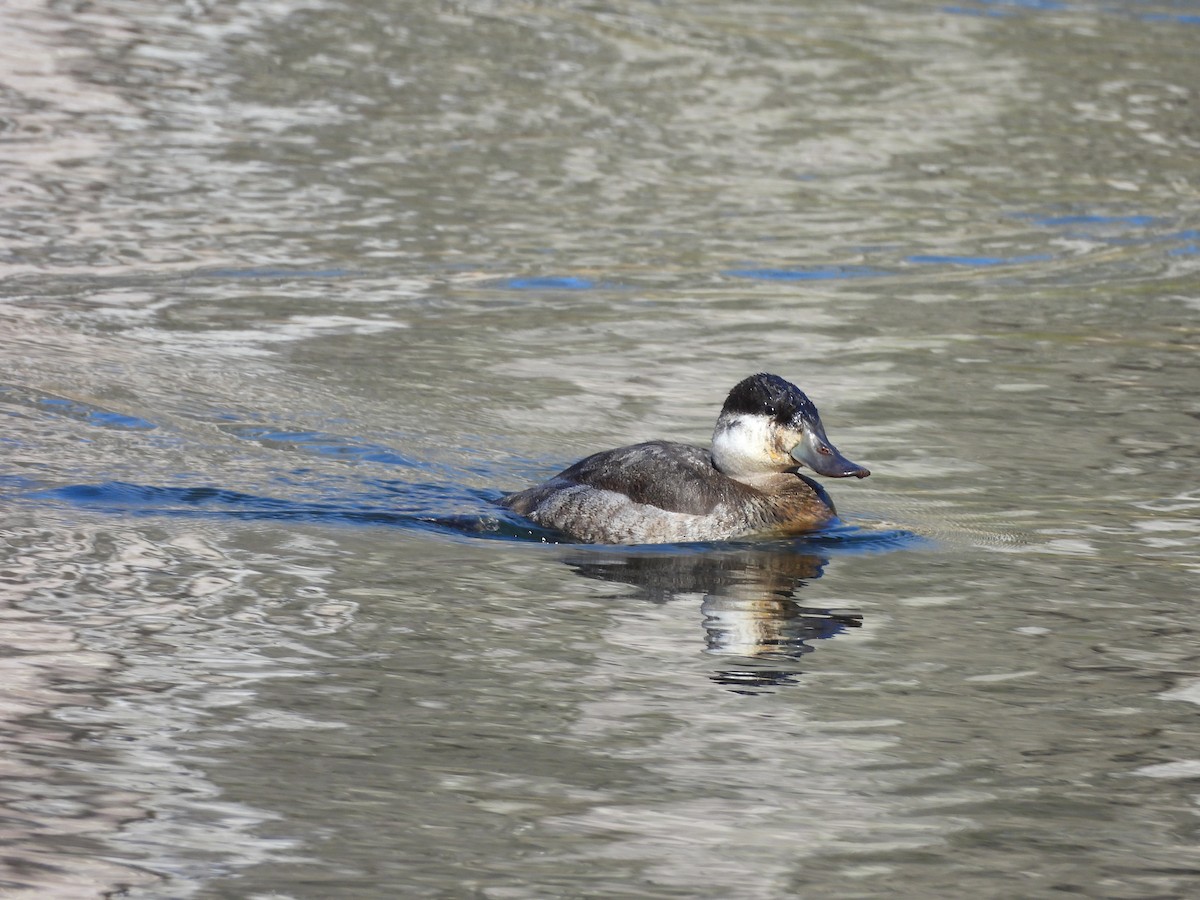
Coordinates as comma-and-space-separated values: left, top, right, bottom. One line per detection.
551, 441, 733, 516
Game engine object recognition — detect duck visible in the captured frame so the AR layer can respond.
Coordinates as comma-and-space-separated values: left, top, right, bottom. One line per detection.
501, 373, 869, 544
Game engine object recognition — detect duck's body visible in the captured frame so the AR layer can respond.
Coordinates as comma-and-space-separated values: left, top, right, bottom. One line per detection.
501, 374, 870, 545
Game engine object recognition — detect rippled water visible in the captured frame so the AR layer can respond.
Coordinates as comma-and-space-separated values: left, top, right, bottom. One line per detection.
2, 0, 1199, 897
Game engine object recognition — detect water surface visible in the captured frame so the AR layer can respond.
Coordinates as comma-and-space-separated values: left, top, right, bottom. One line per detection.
2, 1, 1199, 897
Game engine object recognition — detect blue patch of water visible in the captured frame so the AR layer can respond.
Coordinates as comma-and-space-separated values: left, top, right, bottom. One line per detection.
905, 254, 1052, 266
723, 266, 886, 281
82, 409, 159, 431
0, 474, 42, 493
945, 0, 1068, 12
0, 386, 157, 431
1027, 214, 1160, 228
24, 480, 558, 543
943, 0, 1200, 21
499, 276, 596, 290
1019, 213, 1200, 255
1141, 12, 1200, 25
219, 425, 427, 469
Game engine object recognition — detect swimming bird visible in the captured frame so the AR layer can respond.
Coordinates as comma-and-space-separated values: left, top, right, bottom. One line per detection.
501, 373, 869, 544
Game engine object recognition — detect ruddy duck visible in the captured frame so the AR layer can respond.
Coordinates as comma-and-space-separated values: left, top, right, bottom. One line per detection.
501, 373, 869, 544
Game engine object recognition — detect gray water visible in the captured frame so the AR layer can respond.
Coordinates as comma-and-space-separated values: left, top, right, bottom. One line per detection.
2, 0, 1199, 897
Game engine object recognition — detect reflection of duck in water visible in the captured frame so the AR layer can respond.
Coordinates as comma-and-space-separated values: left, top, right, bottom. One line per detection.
564, 546, 862, 689
502, 374, 869, 544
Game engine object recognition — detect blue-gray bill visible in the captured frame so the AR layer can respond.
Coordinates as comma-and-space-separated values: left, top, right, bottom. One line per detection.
790, 419, 870, 479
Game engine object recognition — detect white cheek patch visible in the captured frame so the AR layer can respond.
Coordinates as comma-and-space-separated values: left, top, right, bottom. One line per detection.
711, 414, 786, 476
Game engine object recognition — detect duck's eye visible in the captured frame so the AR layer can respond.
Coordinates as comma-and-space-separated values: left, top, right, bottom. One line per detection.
818, 445, 832, 456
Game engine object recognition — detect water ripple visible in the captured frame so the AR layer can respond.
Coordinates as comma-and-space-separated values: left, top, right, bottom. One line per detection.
0, 383, 157, 431
22, 478, 924, 554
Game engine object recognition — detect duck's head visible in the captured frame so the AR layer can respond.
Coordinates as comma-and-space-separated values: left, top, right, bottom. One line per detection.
710, 373, 870, 480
